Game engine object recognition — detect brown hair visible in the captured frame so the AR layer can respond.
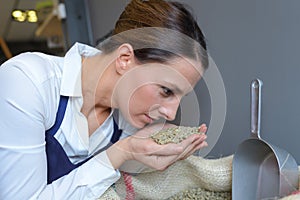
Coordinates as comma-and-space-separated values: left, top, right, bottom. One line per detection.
98, 0, 208, 69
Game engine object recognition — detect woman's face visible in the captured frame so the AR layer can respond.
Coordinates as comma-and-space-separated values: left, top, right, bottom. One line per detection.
115, 57, 202, 128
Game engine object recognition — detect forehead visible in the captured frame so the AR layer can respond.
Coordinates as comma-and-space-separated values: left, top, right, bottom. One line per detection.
130, 57, 202, 94
166, 57, 203, 81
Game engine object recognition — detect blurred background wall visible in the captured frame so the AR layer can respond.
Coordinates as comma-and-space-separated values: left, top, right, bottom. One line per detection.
87, 0, 300, 162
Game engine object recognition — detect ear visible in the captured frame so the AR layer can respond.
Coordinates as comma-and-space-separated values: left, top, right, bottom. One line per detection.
115, 43, 135, 75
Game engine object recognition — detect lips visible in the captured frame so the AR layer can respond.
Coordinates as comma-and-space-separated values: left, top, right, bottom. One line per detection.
144, 114, 154, 124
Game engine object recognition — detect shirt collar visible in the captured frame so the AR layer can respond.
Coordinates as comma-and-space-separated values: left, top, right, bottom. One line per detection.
60, 42, 100, 97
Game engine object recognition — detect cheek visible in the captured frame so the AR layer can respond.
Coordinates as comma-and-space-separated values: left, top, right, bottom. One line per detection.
129, 86, 158, 113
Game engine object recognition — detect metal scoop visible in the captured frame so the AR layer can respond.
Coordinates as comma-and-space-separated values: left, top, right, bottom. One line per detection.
232, 79, 299, 200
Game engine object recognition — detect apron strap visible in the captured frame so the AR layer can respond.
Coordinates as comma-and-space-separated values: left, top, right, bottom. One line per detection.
46, 95, 69, 136
45, 95, 123, 184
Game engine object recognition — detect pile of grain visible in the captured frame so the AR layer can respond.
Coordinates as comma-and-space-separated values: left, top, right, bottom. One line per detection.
168, 188, 231, 200
151, 126, 231, 200
151, 126, 204, 145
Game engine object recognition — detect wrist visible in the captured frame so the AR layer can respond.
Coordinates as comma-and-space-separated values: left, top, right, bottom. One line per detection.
106, 138, 132, 169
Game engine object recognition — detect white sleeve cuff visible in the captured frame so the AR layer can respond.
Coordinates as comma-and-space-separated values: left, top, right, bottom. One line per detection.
78, 151, 120, 199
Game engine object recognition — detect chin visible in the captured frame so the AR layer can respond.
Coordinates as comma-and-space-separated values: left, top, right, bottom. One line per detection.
130, 119, 146, 129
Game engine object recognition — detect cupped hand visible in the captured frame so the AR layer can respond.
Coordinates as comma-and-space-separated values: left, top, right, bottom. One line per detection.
106, 123, 208, 170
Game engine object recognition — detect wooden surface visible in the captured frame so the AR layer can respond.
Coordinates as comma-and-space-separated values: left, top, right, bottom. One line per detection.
0, 37, 12, 59
35, 13, 63, 38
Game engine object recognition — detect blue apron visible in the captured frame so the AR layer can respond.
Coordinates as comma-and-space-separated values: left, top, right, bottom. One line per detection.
45, 96, 122, 184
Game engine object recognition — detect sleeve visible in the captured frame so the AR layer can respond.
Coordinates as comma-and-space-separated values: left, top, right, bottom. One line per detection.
0, 59, 120, 200
37, 152, 121, 200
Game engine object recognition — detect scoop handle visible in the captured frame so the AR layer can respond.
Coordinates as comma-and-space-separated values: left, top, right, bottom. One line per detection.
251, 79, 263, 139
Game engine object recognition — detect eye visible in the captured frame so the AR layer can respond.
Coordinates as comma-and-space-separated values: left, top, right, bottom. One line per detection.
161, 86, 173, 97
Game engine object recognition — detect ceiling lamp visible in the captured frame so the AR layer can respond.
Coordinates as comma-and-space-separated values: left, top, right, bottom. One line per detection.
12, 9, 38, 23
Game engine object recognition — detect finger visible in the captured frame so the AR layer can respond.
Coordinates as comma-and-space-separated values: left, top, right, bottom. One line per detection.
147, 133, 202, 156
196, 141, 208, 149
180, 141, 208, 160
150, 139, 208, 169
183, 133, 207, 145
198, 124, 207, 133
146, 131, 206, 156
177, 134, 207, 159
168, 137, 200, 160
190, 140, 208, 153
154, 138, 208, 169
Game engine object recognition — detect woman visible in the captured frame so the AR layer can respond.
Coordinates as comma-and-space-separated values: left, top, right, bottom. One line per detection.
0, 0, 209, 199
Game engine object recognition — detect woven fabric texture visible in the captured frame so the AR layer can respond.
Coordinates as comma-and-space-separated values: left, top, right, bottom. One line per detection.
98, 155, 232, 200
98, 156, 300, 200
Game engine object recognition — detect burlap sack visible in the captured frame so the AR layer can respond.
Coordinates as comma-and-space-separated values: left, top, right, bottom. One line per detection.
98, 155, 232, 200
98, 156, 300, 200
280, 166, 300, 200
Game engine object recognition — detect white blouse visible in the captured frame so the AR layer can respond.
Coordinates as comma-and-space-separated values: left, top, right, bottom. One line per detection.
0, 43, 133, 199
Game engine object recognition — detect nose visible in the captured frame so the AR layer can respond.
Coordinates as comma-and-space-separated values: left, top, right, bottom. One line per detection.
159, 99, 180, 121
